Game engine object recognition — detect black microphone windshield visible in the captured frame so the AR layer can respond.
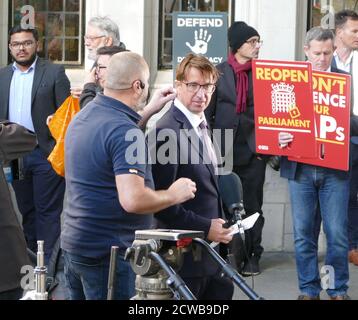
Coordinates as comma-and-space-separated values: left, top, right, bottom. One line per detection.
218, 172, 243, 209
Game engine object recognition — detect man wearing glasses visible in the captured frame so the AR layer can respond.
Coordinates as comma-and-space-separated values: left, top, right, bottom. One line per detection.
79, 45, 126, 109
206, 21, 266, 277
0, 26, 71, 264
71, 16, 126, 98
84, 16, 126, 61
150, 54, 234, 299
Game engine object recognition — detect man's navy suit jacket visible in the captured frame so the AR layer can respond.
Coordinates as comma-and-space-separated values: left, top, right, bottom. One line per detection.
150, 105, 223, 278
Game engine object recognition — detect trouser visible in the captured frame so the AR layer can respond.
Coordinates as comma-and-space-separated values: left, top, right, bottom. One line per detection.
63, 251, 136, 300
289, 164, 349, 298
233, 156, 266, 259
12, 147, 65, 264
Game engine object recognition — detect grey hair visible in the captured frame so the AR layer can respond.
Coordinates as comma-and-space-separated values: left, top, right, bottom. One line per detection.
88, 16, 120, 46
105, 52, 149, 91
305, 27, 335, 47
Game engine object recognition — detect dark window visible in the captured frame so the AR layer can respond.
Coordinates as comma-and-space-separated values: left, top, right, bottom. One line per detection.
158, 0, 233, 69
10, 0, 85, 66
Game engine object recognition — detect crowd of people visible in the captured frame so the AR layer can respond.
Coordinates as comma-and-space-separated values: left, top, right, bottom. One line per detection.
0, 10, 357, 300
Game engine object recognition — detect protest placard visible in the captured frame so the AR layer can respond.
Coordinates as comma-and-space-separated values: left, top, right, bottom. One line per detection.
289, 71, 351, 171
253, 60, 316, 157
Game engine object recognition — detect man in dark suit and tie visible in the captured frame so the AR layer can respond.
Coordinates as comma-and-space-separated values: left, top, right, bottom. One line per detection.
150, 54, 234, 300
0, 26, 71, 263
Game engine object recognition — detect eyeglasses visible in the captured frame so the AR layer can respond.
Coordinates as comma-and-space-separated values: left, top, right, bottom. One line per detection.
95, 65, 107, 72
9, 40, 35, 50
84, 35, 106, 41
181, 82, 216, 94
245, 39, 263, 47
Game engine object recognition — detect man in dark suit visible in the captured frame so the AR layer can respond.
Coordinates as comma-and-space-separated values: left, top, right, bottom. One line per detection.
0, 26, 71, 263
205, 22, 265, 276
0, 121, 37, 300
279, 27, 356, 300
150, 54, 234, 300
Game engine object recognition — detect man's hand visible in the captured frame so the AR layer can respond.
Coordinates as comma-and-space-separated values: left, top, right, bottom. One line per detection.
84, 68, 97, 85
278, 132, 294, 148
138, 86, 177, 129
71, 87, 83, 99
168, 178, 197, 204
145, 86, 177, 115
207, 218, 233, 244
46, 114, 54, 126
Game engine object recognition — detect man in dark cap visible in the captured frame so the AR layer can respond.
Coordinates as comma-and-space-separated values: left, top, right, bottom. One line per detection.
206, 21, 266, 276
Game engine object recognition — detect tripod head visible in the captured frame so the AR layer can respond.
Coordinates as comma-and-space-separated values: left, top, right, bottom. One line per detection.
125, 230, 204, 300
125, 229, 264, 301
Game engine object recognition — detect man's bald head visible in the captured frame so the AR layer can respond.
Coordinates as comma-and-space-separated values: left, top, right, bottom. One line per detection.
105, 52, 149, 91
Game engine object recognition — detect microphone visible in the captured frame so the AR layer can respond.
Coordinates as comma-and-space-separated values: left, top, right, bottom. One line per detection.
218, 172, 246, 243
218, 172, 244, 216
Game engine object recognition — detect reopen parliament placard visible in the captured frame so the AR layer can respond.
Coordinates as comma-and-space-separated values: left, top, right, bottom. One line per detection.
253, 60, 316, 158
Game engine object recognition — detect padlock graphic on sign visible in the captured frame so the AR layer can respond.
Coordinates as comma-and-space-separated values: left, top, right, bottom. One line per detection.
289, 104, 301, 119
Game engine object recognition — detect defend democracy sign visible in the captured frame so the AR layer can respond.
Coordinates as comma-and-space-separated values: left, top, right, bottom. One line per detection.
252, 60, 316, 158
173, 12, 228, 72
289, 71, 351, 171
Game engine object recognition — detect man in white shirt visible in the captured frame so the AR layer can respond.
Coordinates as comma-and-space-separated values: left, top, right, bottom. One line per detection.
333, 10, 358, 266
150, 54, 234, 299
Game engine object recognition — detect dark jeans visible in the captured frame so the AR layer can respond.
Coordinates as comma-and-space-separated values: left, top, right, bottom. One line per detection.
63, 251, 136, 300
12, 147, 65, 263
289, 164, 349, 298
233, 156, 266, 259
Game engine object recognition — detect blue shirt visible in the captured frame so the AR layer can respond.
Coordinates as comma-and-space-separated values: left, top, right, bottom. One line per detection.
8, 58, 37, 132
61, 94, 154, 258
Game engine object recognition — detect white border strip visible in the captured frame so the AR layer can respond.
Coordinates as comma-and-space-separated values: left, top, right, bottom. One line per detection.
258, 126, 312, 133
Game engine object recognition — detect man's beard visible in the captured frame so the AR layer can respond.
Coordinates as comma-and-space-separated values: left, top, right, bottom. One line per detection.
14, 52, 37, 67
135, 89, 151, 112
146, 89, 151, 105
88, 49, 97, 61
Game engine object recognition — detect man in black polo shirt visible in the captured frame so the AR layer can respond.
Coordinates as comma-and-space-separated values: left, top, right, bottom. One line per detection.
61, 52, 197, 300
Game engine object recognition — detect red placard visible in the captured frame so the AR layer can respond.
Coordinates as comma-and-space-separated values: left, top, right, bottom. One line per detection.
289, 71, 351, 171
253, 60, 316, 157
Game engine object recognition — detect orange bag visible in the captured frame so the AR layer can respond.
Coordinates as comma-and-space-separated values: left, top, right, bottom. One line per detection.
48, 96, 80, 177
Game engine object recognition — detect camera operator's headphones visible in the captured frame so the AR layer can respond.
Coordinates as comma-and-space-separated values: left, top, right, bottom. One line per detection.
138, 80, 145, 90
